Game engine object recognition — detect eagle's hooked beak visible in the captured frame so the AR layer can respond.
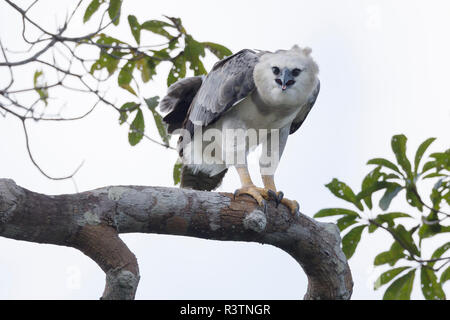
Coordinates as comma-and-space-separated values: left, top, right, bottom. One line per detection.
275, 68, 296, 91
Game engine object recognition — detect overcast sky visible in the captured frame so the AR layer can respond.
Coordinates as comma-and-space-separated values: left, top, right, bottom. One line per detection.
0, 0, 449, 299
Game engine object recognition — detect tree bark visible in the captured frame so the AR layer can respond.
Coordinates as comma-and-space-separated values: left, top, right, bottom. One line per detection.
0, 178, 353, 300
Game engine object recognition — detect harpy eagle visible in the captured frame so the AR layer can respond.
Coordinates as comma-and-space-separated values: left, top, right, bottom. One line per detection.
160, 45, 320, 215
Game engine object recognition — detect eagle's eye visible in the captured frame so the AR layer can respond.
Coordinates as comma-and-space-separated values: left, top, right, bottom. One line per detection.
292, 68, 302, 77
272, 66, 280, 75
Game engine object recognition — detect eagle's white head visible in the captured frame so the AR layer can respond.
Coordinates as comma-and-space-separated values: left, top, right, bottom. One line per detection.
253, 45, 319, 107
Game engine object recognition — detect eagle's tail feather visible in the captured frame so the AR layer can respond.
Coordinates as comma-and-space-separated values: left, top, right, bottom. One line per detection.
180, 165, 228, 191
160, 76, 203, 134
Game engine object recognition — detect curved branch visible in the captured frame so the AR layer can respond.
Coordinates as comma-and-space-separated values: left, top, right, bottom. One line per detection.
0, 178, 353, 300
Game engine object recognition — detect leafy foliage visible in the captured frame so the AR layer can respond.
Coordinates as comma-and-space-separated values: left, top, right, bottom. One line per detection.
3, 1, 232, 182
81, 1, 232, 154
145, 96, 170, 147
173, 161, 183, 186
83, 0, 103, 23
315, 135, 450, 299
383, 269, 415, 300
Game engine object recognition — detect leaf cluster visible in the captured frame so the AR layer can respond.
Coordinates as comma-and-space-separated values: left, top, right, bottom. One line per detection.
315, 135, 449, 299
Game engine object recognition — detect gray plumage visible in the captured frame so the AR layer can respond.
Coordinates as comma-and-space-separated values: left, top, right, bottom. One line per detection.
289, 80, 320, 134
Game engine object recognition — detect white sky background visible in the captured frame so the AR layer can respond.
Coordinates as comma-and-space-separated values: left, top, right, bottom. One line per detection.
0, 0, 449, 299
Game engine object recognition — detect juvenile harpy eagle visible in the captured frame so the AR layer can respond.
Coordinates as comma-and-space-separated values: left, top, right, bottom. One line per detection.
160, 45, 320, 215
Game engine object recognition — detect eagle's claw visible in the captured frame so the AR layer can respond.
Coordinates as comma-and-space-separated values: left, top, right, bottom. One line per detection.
267, 189, 284, 207
276, 191, 284, 207
234, 186, 298, 215
233, 185, 267, 212
279, 198, 300, 217
267, 189, 277, 202
262, 199, 268, 213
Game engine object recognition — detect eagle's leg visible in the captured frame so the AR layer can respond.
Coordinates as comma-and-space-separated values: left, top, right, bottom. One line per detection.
262, 174, 299, 216
259, 126, 300, 216
262, 175, 284, 205
234, 166, 269, 211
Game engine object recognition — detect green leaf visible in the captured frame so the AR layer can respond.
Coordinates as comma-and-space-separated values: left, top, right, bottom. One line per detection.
390, 225, 420, 256
83, 0, 101, 23
359, 166, 383, 209
184, 35, 207, 76
385, 173, 401, 180
423, 172, 447, 179
188, 59, 207, 76
202, 42, 232, 59
374, 266, 411, 290
128, 109, 144, 146
184, 35, 205, 60
173, 161, 182, 185
33, 70, 48, 105
314, 208, 360, 218
429, 242, 450, 267
341, 225, 366, 259
368, 222, 378, 233
168, 37, 179, 50
419, 222, 450, 241
128, 15, 141, 44
108, 0, 122, 25
419, 209, 450, 240
33, 70, 43, 85
119, 102, 140, 124
405, 188, 423, 211
421, 266, 446, 300
360, 167, 379, 209
374, 241, 406, 266
325, 178, 364, 211
357, 181, 391, 209
145, 96, 170, 146
118, 61, 136, 95
144, 96, 159, 110
383, 269, 415, 300
422, 160, 437, 174
90, 51, 121, 76
136, 57, 157, 83
379, 212, 412, 223
141, 20, 173, 38
431, 178, 445, 208
391, 134, 412, 178
337, 215, 358, 232
430, 150, 450, 171
414, 137, 436, 175
367, 158, 402, 175
409, 224, 421, 236
95, 34, 124, 46
440, 266, 450, 284
167, 55, 186, 87
151, 49, 171, 60
379, 183, 403, 211
370, 212, 413, 233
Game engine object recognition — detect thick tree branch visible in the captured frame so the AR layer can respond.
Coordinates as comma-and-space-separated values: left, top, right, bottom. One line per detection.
0, 178, 353, 300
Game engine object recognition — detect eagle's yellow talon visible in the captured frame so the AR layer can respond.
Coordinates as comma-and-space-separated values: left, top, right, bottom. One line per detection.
280, 198, 300, 216
233, 185, 270, 208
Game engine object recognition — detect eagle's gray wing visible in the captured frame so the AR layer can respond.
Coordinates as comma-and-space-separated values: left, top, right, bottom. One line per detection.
184, 49, 260, 134
289, 80, 320, 134
160, 76, 203, 133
